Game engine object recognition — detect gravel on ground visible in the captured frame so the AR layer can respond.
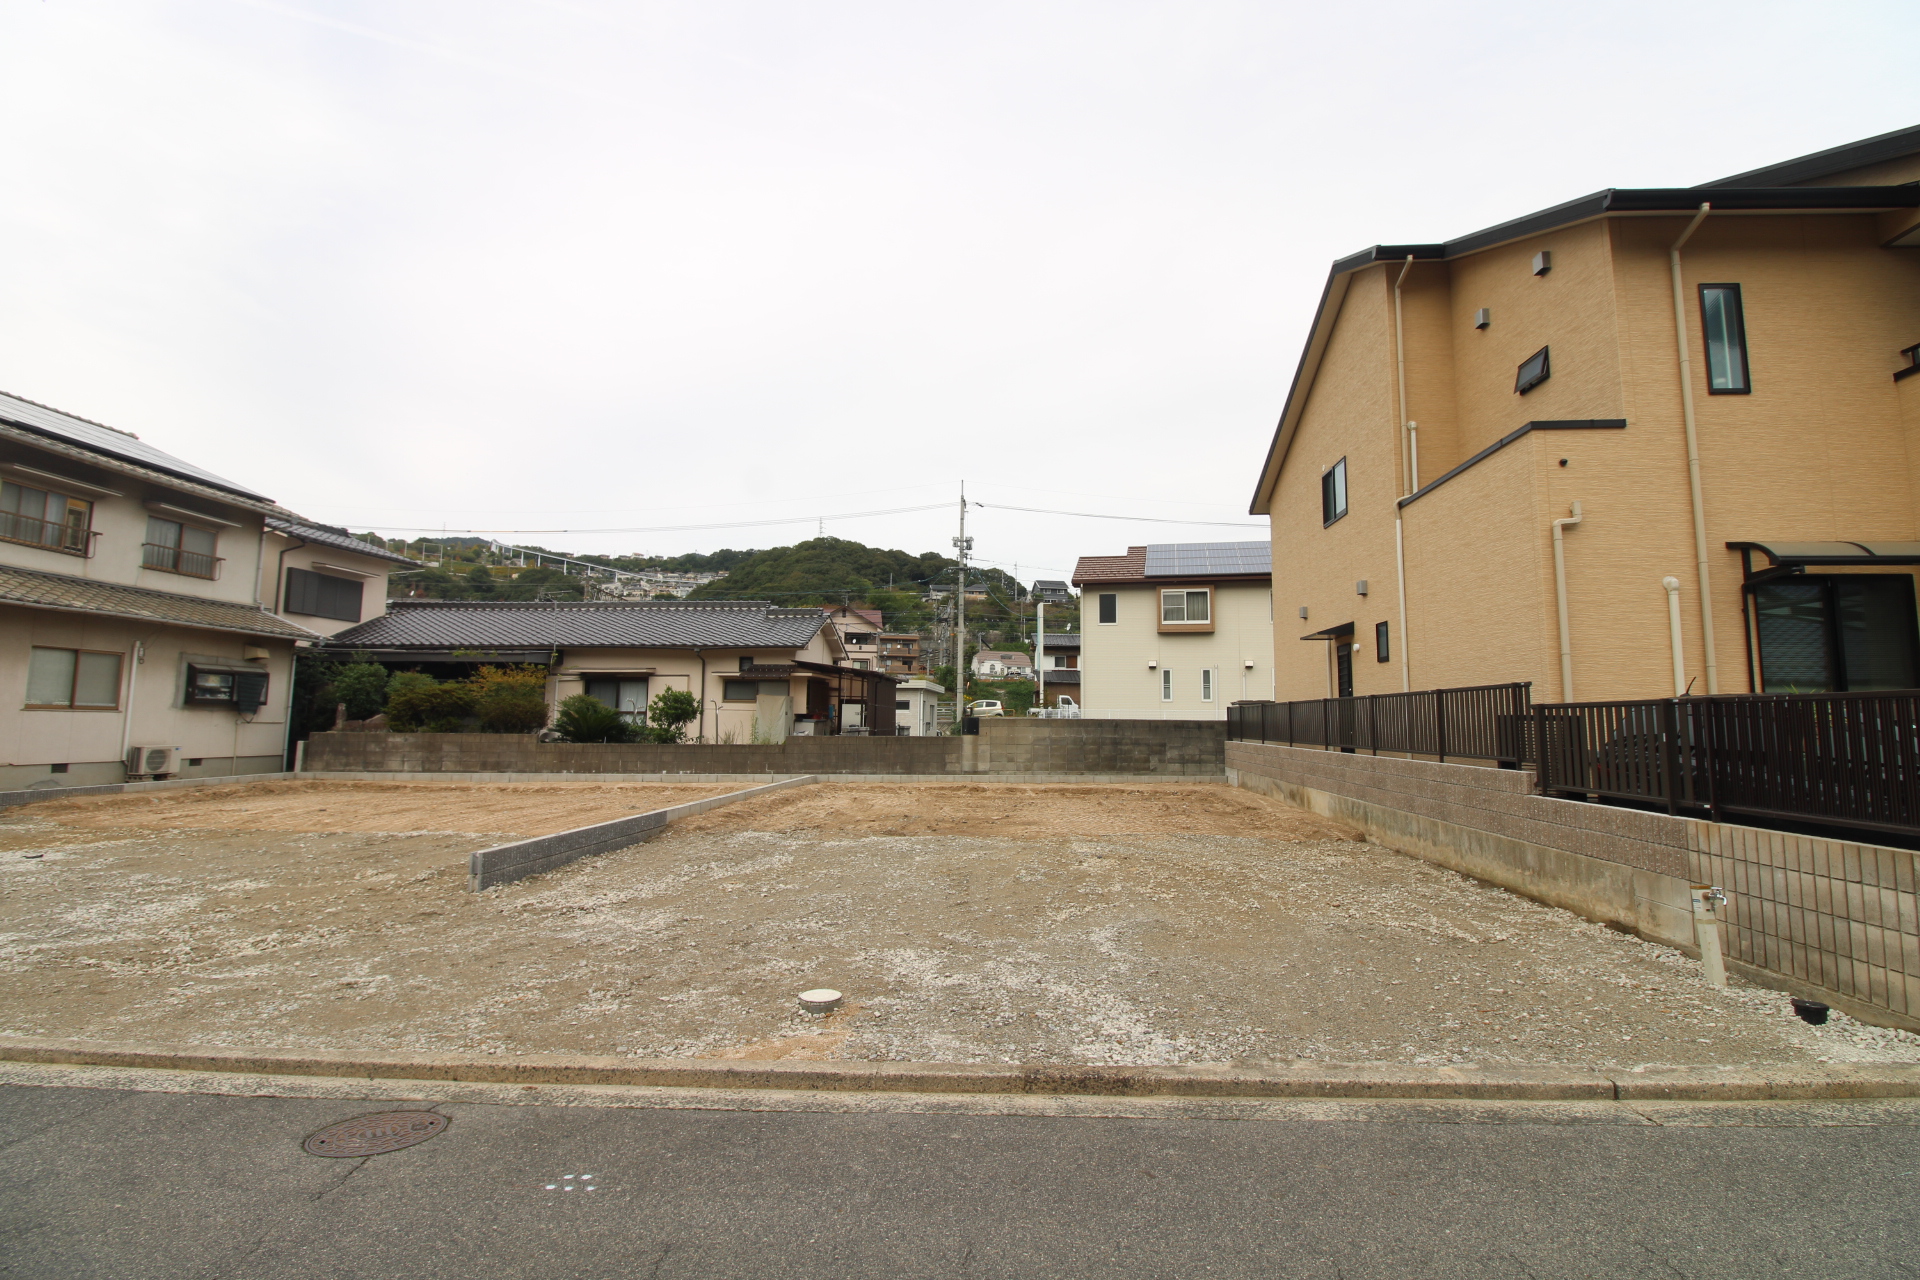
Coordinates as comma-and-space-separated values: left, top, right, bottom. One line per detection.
2, 779, 1914, 1071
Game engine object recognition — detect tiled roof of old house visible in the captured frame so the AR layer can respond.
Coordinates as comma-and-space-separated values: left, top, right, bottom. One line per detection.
327, 599, 831, 650
0, 564, 320, 640
267, 517, 419, 567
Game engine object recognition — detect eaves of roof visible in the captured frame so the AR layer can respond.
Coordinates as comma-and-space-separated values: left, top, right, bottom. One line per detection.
1248, 185, 1920, 516
0, 421, 293, 520
0, 563, 321, 641
326, 599, 833, 651
267, 516, 419, 566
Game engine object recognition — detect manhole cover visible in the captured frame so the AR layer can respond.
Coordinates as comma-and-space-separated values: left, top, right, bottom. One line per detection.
302, 1111, 449, 1158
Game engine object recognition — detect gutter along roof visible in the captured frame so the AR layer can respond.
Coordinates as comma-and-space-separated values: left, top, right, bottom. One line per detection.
1698, 123, 1920, 187
1248, 185, 1920, 516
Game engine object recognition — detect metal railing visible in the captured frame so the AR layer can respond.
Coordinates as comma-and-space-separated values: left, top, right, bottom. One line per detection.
1226, 682, 1533, 764
1228, 684, 1920, 841
141, 542, 222, 579
0, 510, 93, 555
1537, 691, 1920, 839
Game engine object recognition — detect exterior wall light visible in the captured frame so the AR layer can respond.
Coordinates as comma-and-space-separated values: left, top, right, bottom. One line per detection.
1474, 307, 1491, 329
1147, 660, 1157, 669
1355, 580, 1369, 596
1532, 251, 1552, 276
1298, 606, 1309, 620
1244, 660, 1255, 669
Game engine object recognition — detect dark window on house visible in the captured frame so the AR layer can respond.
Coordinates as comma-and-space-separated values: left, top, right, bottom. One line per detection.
723, 680, 762, 701
1, 481, 91, 553
1097, 593, 1117, 624
143, 516, 219, 578
1321, 458, 1348, 526
584, 677, 648, 721
1753, 575, 1920, 692
186, 665, 269, 712
1699, 284, 1750, 394
1375, 621, 1390, 663
283, 568, 364, 622
1514, 346, 1551, 395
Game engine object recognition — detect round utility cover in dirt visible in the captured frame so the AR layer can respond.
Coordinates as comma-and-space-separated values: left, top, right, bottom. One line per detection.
303, 1111, 449, 1158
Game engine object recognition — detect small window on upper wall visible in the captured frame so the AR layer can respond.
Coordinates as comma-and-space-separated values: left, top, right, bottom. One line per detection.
1097, 593, 1118, 624
1699, 284, 1750, 394
1161, 589, 1209, 624
1515, 346, 1551, 395
1375, 621, 1391, 663
1321, 458, 1348, 526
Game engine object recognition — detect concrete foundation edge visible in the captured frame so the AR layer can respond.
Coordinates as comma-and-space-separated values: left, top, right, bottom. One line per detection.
467, 774, 820, 890
0, 1038, 1915, 1101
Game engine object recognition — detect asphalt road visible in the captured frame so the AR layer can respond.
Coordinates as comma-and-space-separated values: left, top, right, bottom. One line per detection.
5, 1081, 1920, 1279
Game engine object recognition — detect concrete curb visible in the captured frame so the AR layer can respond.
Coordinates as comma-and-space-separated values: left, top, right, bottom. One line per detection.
0, 771, 298, 810
2, 1038, 1915, 1101
467, 774, 819, 890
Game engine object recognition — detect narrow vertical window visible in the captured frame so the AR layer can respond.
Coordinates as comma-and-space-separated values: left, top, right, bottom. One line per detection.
1161, 669, 1173, 701
1376, 621, 1391, 663
1321, 458, 1348, 526
1097, 593, 1118, 624
1699, 284, 1750, 394
1200, 668, 1213, 701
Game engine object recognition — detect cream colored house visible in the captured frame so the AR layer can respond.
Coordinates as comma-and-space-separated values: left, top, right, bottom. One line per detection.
1070, 542, 1274, 719
323, 598, 901, 739
1250, 124, 1920, 702
0, 390, 320, 789
823, 604, 884, 670
892, 678, 946, 736
263, 517, 416, 638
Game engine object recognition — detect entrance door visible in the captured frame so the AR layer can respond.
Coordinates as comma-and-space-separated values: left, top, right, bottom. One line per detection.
1336, 640, 1355, 698
1754, 575, 1920, 691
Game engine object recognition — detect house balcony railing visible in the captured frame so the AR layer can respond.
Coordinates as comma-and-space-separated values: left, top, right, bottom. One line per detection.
141, 542, 223, 579
0, 511, 95, 556
1228, 684, 1920, 843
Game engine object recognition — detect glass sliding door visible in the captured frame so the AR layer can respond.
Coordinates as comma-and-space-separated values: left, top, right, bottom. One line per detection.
1753, 575, 1920, 692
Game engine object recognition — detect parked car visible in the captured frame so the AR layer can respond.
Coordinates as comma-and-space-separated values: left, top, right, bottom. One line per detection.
968, 699, 1005, 717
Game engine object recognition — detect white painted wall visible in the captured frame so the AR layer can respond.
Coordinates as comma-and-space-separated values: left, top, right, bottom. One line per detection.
1079, 580, 1274, 720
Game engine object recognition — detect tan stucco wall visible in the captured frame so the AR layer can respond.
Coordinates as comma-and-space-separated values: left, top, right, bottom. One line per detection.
261, 532, 393, 638
1, 604, 294, 788
1267, 209, 1920, 702
1080, 580, 1273, 718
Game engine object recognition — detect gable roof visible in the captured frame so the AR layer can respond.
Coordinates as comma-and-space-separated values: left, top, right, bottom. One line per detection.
0, 389, 270, 501
1072, 542, 1271, 585
1248, 179, 1920, 516
327, 599, 833, 650
0, 563, 319, 641
268, 516, 419, 567
1071, 546, 1147, 584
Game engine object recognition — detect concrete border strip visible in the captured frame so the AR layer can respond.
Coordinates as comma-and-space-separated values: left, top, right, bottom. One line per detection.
0, 1038, 1915, 1102
467, 774, 819, 890
305, 771, 1227, 786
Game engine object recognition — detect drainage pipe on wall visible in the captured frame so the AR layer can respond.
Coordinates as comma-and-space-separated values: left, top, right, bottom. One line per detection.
1662, 576, 1686, 697
1670, 203, 1719, 694
1391, 254, 1416, 692
1552, 502, 1583, 701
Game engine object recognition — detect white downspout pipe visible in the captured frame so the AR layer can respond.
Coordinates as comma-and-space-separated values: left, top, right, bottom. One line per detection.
1670, 203, 1719, 694
1662, 576, 1686, 697
1391, 254, 1416, 692
1552, 502, 1583, 701
118, 640, 144, 777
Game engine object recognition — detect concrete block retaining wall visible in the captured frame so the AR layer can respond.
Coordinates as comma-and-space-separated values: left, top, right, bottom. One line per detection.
1227, 741, 1920, 1032
303, 718, 1227, 778
468, 776, 818, 890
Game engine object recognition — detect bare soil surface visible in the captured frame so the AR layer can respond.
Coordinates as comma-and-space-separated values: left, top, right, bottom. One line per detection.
2, 779, 1915, 1070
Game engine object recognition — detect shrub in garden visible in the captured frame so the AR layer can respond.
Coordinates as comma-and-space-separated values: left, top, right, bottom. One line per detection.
552, 694, 637, 743
330, 662, 392, 722
386, 679, 477, 732
640, 688, 701, 743
468, 665, 550, 734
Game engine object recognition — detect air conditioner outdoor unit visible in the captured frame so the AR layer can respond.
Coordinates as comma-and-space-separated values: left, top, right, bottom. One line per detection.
126, 745, 182, 778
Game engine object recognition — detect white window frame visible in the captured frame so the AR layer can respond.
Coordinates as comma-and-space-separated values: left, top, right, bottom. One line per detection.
1161, 668, 1173, 701
1160, 588, 1210, 624
1201, 668, 1214, 702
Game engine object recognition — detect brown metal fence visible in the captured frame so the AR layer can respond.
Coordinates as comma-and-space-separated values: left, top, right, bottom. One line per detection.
1226, 682, 1533, 764
1536, 691, 1920, 841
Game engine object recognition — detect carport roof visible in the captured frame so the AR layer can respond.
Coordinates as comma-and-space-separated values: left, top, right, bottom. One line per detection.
327, 599, 833, 650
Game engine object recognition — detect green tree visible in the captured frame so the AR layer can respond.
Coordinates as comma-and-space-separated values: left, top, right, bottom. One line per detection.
499, 566, 585, 601
640, 688, 702, 743
552, 693, 637, 743
387, 680, 476, 732
999, 679, 1037, 715
331, 662, 391, 721
466, 565, 497, 594
468, 666, 550, 733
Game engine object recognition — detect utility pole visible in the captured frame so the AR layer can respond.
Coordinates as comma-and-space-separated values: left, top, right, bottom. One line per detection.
952, 483, 971, 726
1035, 599, 1045, 714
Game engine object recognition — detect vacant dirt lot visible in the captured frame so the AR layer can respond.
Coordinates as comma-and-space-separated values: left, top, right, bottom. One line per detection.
2, 779, 1915, 1070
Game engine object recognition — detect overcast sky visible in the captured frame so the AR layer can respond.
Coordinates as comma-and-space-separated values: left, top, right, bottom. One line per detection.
2, 1, 1914, 584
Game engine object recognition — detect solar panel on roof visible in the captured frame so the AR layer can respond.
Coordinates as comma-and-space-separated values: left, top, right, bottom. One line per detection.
0, 390, 269, 500
1143, 541, 1271, 577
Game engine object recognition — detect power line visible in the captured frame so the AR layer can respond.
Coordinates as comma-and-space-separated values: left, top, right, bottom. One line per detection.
975, 502, 1266, 528
356, 502, 951, 536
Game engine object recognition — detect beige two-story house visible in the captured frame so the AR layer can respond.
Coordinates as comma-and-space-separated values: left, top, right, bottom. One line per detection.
1071, 541, 1274, 718
1250, 123, 1920, 703
0, 391, 320, 789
